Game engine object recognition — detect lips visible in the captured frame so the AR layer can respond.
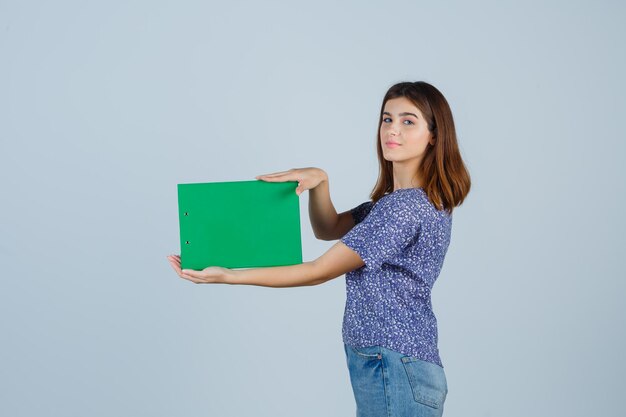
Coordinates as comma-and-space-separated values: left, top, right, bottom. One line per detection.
385, 141, 400, 147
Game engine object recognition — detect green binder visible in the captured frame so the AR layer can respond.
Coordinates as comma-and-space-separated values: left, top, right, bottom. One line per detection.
177, 180, 303, 270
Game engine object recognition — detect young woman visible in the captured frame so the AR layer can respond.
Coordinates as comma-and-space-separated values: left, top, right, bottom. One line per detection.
167, 81, 471, 417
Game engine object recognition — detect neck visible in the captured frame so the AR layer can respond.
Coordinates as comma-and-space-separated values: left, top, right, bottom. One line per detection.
392, 160, 423, 191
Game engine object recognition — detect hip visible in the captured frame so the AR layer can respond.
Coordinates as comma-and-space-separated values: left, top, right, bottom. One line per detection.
344, 343, 448, 417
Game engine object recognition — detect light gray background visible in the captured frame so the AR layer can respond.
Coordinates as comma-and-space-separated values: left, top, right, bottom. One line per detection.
1, 1, 624, 416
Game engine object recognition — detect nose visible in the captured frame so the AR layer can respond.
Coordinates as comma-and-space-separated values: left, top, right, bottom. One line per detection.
387, 122, 400, 136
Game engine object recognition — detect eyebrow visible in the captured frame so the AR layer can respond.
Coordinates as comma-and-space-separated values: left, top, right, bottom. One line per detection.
382, 111, 419, 119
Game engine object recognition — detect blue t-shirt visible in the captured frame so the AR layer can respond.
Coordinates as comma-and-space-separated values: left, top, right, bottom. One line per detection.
340, 187, 452, 367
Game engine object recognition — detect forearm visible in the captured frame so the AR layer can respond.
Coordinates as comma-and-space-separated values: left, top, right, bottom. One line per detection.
225, 261, 326, 288
309, 172, 339, 239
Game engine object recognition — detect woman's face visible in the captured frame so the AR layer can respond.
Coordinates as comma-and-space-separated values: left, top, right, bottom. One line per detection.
379, 96, 434, 164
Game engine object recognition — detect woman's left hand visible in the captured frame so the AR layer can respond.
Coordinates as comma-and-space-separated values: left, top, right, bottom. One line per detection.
167, 254, 234, 284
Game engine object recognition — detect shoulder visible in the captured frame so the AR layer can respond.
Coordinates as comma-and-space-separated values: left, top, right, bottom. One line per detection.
375, 188, 451, 222
363, 189, 425, 228
374, 188, 425, 212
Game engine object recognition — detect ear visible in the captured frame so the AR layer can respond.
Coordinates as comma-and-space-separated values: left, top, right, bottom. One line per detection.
430, 127, 437, 145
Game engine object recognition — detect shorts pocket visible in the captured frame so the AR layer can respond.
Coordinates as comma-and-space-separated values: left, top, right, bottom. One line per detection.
401, 356, 448, 409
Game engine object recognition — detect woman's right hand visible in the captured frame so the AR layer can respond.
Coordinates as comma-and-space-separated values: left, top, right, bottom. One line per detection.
255, 167, 327, 196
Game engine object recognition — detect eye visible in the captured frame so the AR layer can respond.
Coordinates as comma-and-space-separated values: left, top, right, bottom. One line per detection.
382, 117, 392, 123
403, 120, 414, 125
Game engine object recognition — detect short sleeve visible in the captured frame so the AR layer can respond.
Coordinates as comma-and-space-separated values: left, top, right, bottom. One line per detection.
340, 192, 421, 271
350, 201, 374, 225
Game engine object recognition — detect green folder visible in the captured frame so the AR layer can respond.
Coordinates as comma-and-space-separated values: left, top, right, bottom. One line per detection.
177, 180, 303, 270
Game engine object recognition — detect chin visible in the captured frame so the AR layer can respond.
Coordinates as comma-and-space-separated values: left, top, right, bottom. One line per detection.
383, 154, 401, 162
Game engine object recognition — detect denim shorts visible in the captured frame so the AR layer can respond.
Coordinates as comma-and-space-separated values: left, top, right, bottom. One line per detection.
344, 344, 448, 417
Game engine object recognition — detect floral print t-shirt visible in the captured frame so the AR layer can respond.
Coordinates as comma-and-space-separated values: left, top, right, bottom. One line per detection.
340, 187, 452, 367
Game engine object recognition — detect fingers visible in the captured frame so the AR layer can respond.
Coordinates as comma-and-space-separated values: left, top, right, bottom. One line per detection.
167, 255, 200, 283
167, 256, 182, 273
256, 175, 289, 182
256, 170, 291, 177
179, 273, 200, 284
255, 170, 297, 182
181, 268, 195, 276
180, 271, 200, 283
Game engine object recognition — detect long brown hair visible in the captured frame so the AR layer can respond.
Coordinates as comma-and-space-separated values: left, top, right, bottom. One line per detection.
371, 81, 471, 215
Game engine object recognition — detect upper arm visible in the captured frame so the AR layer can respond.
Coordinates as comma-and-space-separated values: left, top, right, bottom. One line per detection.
321, 210, 356, 241
319, 201, 372, 241
312, 241, 365, 283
